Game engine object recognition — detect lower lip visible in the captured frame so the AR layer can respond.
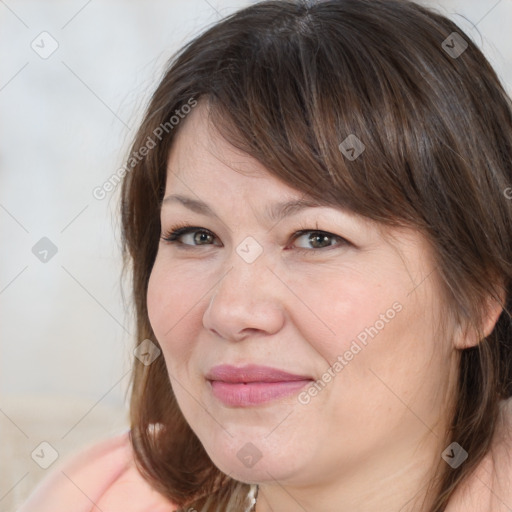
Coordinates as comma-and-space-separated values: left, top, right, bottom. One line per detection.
208, 379, 312, 406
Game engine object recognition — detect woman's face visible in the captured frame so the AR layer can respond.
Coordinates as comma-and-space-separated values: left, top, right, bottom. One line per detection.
147, 102, 459, 490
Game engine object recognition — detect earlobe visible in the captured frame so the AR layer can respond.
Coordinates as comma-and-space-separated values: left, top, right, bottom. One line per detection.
453, 322, 476, 350
453, 286, 506, 350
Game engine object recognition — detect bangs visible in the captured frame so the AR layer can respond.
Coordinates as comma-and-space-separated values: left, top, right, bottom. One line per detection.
194, 2, 449, 232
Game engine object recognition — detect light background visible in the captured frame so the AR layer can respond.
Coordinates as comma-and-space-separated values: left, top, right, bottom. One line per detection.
0, 0, 511, 509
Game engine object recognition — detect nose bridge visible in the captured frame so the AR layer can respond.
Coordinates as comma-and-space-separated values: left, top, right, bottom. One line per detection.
213, 235, 272, 306
202, 235, 285, 339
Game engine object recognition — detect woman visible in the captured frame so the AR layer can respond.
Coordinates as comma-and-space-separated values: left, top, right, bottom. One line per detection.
19, 0, 512, 511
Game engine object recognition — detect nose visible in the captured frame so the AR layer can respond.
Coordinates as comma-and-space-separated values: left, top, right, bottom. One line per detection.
202, 249, 286, 342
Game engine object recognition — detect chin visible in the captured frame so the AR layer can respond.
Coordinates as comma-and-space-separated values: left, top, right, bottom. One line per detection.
204, 438, 298, 481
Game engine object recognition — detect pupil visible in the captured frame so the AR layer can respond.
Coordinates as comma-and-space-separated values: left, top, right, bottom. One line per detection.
312, 233, 328, 248
196, 232, 210, 244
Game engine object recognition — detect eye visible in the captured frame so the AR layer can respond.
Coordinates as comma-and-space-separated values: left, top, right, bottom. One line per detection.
160, 223, 350, 253
290, 230, 347, 252
160, 223, 220, 247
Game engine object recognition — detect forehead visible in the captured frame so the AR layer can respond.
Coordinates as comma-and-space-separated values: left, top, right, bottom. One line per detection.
160, 102, 438, 273
162, 100, 386, 232
164, 100, 306, 197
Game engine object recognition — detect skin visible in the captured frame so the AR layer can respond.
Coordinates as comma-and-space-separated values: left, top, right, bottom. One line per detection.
146, 101, 504, 512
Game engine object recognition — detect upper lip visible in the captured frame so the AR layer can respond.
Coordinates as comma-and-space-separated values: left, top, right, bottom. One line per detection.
205, 364, 313, 383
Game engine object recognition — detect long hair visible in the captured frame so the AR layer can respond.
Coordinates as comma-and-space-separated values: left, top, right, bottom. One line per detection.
119, 1, 512, 510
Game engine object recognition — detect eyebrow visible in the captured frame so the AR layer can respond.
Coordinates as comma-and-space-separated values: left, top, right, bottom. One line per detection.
160, 194, 327, 222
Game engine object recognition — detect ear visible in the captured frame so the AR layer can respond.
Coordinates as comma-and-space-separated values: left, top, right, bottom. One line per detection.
453, 283, 506, 350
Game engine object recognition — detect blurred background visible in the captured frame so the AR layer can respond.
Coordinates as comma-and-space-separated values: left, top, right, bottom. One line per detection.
0, 0, 510, 510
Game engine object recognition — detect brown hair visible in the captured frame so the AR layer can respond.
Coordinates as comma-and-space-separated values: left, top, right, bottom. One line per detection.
119, 0, 512, 510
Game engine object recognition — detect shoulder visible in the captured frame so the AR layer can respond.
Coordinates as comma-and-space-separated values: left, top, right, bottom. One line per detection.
18, 430, 178, 512
446, 397, 512, 512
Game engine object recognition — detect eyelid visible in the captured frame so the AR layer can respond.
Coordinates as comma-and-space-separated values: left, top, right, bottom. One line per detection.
160, 223, 351, 252
288, 230, 349, 251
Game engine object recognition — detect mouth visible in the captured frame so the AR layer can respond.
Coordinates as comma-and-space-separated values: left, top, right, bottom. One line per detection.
205, 364, 314, 407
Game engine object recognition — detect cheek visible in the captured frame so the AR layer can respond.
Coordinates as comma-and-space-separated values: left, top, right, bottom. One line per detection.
146, 258, 204, 359
284, 262, 399, 355
146, 263, 169, 336
286, 258, 434, 407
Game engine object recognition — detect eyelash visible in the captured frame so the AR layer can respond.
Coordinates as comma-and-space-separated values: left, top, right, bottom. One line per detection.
159, 222, 350, 254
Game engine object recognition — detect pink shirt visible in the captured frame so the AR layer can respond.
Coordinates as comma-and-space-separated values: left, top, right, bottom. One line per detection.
18, 430, 178, 512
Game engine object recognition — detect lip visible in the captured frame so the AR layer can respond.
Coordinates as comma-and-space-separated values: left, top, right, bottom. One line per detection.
206, 364, 312, 383
206, 364, 314, 407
